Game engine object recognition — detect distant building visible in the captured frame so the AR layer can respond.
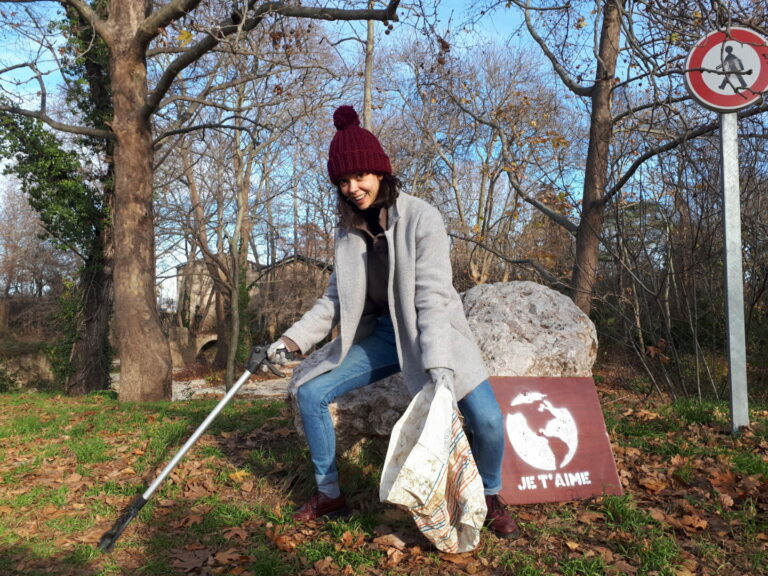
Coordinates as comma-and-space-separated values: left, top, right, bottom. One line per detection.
174, 255, 332, 341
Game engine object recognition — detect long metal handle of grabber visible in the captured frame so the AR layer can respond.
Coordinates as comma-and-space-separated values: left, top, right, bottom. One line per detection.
140, 367, 253, 501
99, 360, 264, 551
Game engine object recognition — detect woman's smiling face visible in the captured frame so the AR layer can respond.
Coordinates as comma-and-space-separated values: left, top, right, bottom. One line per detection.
338, 172, 383, 210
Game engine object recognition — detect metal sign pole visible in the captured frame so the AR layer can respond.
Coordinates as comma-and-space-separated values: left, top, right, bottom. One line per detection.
719, 112, 749, 432
684, 27, 767, 434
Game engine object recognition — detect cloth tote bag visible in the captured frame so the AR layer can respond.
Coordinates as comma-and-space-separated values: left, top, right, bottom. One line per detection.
380, 383, 487, 553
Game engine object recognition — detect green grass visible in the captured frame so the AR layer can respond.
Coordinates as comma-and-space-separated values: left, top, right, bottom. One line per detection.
598, 389, 768, 574
196, 444, 225, 459
296, 537, 381, 572
731, 452, 768, 477
599, 494, 681, 574
0, 517, 21, 546
0, 389, 765, 576
5, 413, 48, 436
44, 514, 95, 536
559, 555, 605, 576
2, 484, 69, 510
495, 549, 546, 575
601, 494, 650, 530
62, 543, 101, 566
70, 436, 111, 464
84, 480, 139, 498
246, 542, 295, 576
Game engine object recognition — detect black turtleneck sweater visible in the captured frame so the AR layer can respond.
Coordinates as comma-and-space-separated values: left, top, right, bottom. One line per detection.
359, 206, 389, 317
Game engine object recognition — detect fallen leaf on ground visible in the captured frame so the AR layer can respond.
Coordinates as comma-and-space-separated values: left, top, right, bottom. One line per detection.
639, 476, 668, 493
373, 533, 406, 550
229, 469, 249, 483
314, 556, 337, 574
607, 560, 638, 574
170, 548, 211, 571
212, 548, 243, 564
172, 513, 205, 528
439, 552, 473, 566
592, 546, 614, 563
223, 526, 248, 540
577, 510, 604, 523
681, 514, 708, 531
718, 492, 734, 508
386, 548, 405, 566
340, 530, 365, 549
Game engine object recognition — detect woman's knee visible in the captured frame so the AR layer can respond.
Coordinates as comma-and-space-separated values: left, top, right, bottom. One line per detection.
296, 381, 326, 412
472, 405, 503, 434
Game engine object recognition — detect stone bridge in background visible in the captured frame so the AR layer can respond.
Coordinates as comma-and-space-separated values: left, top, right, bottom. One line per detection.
167, 326, 218, 367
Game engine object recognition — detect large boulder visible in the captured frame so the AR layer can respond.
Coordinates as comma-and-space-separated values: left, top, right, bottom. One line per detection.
292, 281, 597, 450
463, 281, 597, 377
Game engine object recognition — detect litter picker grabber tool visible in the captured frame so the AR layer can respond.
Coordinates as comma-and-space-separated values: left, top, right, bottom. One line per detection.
98, 345, 285, 552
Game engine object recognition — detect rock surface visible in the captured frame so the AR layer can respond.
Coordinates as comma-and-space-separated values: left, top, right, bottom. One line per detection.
463, 281, 597, 377
292, 281, 598, 450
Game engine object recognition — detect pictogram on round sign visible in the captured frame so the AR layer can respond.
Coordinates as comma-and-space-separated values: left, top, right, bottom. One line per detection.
685, 27, 768, 112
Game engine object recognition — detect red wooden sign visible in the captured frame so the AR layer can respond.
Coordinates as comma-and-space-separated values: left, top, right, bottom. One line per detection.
684, 27, 768, 112
490, 377, 623, 505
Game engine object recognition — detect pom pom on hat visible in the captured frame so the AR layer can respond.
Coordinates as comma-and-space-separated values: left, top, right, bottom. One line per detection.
327, 105, 392, 184
333, 105, 361, 130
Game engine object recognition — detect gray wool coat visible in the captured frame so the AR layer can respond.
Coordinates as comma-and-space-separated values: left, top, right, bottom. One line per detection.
283, 192, 489, 400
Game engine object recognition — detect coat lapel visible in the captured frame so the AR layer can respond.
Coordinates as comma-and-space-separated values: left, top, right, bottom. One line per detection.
335, 228, 367, 351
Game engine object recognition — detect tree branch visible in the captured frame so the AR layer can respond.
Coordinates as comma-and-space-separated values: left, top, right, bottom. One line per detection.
60, 0, 112, 44
436, 85, 580, 235
603, 101, 768, 204
142, 0, 400, 119
503, 170, 578, 234
137, 0, 205, 46
0, 104, 114, 140
448, 231, 569, 288
152, 121, 256, 147
612, 94, 690, 125
521, 6, 593, 97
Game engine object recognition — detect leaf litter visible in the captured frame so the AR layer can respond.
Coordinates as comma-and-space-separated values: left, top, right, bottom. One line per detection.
0, 364, 765, 575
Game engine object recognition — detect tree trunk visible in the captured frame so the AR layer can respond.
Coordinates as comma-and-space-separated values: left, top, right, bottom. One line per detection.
110, 22, 172, 401
572, 202, 605, 314
570, 0, 622, 315
213, 287, 231, 369
226, 256, 240, 387
362, 1, 375, 129
63, 4, 115, 396
65, 216, 114, 395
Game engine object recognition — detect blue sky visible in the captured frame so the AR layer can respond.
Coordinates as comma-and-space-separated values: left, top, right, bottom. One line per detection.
432, 0, 525, 43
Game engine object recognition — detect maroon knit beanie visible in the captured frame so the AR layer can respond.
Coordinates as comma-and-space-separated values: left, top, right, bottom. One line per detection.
327, 105, 392, 184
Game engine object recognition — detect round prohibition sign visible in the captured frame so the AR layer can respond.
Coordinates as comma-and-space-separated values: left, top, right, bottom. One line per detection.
685, 27, 768, 112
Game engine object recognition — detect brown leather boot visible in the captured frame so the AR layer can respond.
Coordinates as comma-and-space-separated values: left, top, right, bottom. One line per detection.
485, 495, 520, 538
293, 492, 350, 522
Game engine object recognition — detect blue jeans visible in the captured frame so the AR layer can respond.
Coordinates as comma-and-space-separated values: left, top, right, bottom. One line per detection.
295, 315, 504, 495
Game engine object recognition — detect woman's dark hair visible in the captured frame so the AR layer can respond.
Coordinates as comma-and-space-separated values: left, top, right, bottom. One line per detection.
336, 173, 402, 230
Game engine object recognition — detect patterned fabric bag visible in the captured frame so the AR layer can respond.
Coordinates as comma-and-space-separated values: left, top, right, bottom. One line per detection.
380, 383, 487, 553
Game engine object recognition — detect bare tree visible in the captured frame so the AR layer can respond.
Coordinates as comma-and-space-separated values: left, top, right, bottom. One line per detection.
0, 0, 400, 401
463, 0, 768, 315
0, 185, 75, 297
385, 36, 575, 289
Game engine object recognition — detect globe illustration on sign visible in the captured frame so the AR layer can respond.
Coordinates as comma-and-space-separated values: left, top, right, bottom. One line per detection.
505, 392, 579, 471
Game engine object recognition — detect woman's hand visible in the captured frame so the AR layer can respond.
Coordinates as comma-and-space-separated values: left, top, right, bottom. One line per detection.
429, 367, 455, 398
267, 339, 287, 365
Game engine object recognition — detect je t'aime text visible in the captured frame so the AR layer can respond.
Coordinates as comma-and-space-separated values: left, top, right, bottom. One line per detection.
516, 471, 592, 491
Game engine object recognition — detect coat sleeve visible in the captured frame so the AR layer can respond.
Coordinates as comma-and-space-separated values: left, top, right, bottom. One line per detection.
412, 206, 458, 372
282, 269, 340, 354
